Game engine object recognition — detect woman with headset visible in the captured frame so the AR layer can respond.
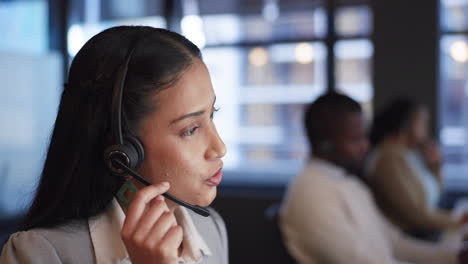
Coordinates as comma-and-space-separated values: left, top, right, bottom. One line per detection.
0, 26, 227, 264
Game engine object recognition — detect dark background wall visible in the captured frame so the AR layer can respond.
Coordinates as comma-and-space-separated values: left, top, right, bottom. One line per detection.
211, 185, 293, 263
373, 0, 440, 135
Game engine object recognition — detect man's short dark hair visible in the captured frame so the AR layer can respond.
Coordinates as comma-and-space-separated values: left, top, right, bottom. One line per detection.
304, 92, 362, 152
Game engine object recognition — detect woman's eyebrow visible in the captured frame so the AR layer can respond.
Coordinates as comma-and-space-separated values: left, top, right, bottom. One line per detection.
170, 110, 206, 125
170, 96, 216, 125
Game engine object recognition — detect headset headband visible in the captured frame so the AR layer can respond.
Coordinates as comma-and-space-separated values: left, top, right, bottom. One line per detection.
110, 47, 136, 145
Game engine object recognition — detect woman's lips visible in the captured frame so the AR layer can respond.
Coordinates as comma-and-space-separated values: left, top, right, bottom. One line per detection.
206, 168, 223, 186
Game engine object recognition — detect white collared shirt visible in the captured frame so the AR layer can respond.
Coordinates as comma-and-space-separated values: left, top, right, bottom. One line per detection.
88, 199, 212, 264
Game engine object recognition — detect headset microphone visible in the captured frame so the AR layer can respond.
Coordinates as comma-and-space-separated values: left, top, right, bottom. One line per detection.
112, 159, 210, 217
103, 45, 210, 217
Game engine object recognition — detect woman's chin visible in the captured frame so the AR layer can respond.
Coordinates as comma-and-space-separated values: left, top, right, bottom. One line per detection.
197, 188, 217, 207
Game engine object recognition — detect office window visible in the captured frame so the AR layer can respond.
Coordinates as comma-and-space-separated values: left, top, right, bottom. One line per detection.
441, 0, 468, 32
190, 1, 372, 183
439, 0, 468, 181
200, 9, 326, 46
0, 0, 61, 216
0, 0, 48, 54
204, 43, 326, 176
67, 0, 166, 57
334, 5, 373, 117
335, 5, 372, 37
335, 39, 373, 117
191, 0, 329, 182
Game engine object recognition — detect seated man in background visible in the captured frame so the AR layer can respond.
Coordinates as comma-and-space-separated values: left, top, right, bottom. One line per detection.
279, 92, 466, 264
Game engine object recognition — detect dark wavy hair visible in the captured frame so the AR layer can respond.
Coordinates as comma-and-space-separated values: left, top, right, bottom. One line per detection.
369, 97, 423, 146
19, 26, 201, 230
304, 92, 362, 154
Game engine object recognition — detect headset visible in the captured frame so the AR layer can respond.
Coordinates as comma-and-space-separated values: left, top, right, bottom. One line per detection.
103, 47, 210, 217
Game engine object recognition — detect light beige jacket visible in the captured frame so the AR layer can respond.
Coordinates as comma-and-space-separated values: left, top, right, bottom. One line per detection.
366, 140, 458, 232
0, 204, 228, 264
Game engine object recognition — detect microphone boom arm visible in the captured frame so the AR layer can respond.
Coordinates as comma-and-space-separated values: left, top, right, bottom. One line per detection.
112, 159, 210, 217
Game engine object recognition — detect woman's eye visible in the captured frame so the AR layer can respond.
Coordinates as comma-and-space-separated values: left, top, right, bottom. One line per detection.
182, 126, 199, 136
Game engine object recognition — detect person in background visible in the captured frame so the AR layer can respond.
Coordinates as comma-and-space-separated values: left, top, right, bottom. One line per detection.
0, 26, 227, 264
366, 97, 465, 235
279, 92, 467, 264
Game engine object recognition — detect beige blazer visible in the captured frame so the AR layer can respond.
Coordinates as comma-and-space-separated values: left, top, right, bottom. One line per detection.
366, 141, 457, 232
0, 207, 228, 264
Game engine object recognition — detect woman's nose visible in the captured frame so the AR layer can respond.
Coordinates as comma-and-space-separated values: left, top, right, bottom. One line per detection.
205, 125, 226, 160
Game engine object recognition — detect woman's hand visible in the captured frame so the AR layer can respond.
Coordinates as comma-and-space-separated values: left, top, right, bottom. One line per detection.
421, 140, 442, 170
121, 182, 183, 264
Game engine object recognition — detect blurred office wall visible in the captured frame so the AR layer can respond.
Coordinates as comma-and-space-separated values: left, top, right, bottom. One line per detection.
0, 0, 62, 217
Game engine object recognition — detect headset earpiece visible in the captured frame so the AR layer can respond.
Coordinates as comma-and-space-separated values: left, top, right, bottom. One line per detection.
124, 135, 145, 168
104, 136, 144, 176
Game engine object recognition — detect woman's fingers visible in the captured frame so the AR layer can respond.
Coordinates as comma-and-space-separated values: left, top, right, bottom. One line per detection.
144, 211, 179, 248
120, 182, 183, 264
159, 225, 184, 256
122, 182, 170, 237
131, 198, 170, 243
